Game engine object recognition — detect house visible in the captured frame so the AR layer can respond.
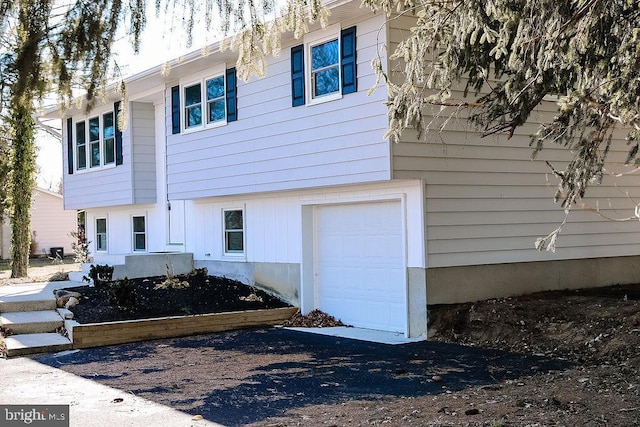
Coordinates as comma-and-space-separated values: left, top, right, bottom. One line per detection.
43, 0, 640, 338
1, 188, 77, 260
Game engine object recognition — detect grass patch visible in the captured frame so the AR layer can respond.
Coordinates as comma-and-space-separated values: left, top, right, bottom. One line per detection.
0, 256, 78, 272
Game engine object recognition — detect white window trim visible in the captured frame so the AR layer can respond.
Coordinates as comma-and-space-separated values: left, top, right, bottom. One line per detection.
180, 65, 228, 134
95, 217, 108, 252
132, 214, 147, 253
304, 23, 343, 106
73, 108, 117, 174
222, 207, 245, 258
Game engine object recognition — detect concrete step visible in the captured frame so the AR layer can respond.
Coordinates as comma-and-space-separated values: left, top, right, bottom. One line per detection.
1, 311, 64, 334
0, 283, 58, 312
4, 333, 72, 357
0, 296, 56, 313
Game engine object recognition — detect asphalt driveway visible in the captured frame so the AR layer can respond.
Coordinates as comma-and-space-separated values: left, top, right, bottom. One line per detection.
21, 328, 570, 426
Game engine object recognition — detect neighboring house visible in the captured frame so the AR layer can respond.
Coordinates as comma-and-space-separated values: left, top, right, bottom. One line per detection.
43, 0, 640, 338
0, 188, 77, 260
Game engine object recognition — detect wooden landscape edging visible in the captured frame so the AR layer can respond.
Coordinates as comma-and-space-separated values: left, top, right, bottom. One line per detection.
71, 307, 298, 349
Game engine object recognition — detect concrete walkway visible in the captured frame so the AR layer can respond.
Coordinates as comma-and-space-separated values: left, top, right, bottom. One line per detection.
0, 355, 222, 427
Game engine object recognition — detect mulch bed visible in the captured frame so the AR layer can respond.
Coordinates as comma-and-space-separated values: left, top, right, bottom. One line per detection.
63, 272, 292, 324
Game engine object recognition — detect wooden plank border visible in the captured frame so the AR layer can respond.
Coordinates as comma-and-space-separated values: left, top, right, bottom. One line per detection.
71, 307, 298, 349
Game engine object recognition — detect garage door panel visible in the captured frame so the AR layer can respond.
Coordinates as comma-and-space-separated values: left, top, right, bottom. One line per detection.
315, 201, 406, 333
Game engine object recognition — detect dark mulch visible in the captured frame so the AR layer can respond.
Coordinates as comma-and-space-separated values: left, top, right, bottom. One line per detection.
63, 273, 291, 324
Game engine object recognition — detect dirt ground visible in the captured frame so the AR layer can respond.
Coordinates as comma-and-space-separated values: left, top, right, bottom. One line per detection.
0, 257, 80, 286
5, 263, 640, 425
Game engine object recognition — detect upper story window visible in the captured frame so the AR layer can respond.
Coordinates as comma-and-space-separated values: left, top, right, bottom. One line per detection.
184, 75, 227, 130
291, 25, 357, 107
311, 39, 339, 98
67, 102, 122, 175
77, 112, 116, 170
75, 121, 86, 170
171, 67, 237, 134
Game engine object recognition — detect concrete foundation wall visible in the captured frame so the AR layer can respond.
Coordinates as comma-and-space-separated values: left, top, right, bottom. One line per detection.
407, 267, 427, 338
111, 253, 194, 280
426, 255, 640, 305
195, 260, 300, 306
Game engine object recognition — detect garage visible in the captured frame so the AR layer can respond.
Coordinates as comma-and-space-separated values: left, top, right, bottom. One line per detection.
314, 200, 407, 333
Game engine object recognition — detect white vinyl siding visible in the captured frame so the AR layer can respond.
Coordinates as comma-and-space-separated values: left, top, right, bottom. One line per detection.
84, 204, 169, 261
387, 14, 640, 268
165, 15, 389, 200
186, 180, 424, 268
131, 102, 157, 204
63, 101, 157, 209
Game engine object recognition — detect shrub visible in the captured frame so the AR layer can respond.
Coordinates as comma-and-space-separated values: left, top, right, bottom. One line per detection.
107, 278, 136, 310
70, 230, 90, 263
87, 264, 114, 288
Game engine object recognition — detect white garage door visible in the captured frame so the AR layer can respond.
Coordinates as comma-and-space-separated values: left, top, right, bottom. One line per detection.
315, 201, 406, 333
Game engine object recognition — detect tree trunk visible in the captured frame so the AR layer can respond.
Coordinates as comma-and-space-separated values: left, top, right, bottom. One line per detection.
9, 100, 36, 278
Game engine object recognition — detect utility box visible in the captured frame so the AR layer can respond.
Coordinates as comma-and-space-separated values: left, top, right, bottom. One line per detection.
50, 247, 64, 259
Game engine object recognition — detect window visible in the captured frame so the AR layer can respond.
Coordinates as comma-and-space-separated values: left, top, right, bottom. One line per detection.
172, 68, 237, 134
184, 76, 226, 130
132, 216, 146, 252
75, 121, 87, 170
72, 107, 119, 172
291, 26, 357, 107
96, 218, 107, 252
223, 209, 244, 255
89, 117, 100, 167
103, 112, 115, 164
184, 83, 202, 129
311, 39, 339, 98
206, 75, 226, 124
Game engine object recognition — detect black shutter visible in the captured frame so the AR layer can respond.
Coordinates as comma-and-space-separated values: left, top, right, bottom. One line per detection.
171, 85, 180, 134
66, 118, 73, 174
341, 26, 357, 95
114, 101, 123, 165
291, 44, 305, 107
226, 67, 237, 122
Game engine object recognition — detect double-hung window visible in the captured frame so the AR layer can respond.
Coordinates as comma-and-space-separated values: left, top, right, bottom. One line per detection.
132, 215, 146, 252
184, 75, 226, 130
223, 209, 244, 255
206, 75, 226, 124
89, 117, 100, 167
103, 112, 115, 164
311, 38, 340, 99
75, 121, 87, 170
171, 67, 237, 134
291, 25, 357, 107
73, 108, 118, 172
96, 218, 107, 252
184, 83, 203, 129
